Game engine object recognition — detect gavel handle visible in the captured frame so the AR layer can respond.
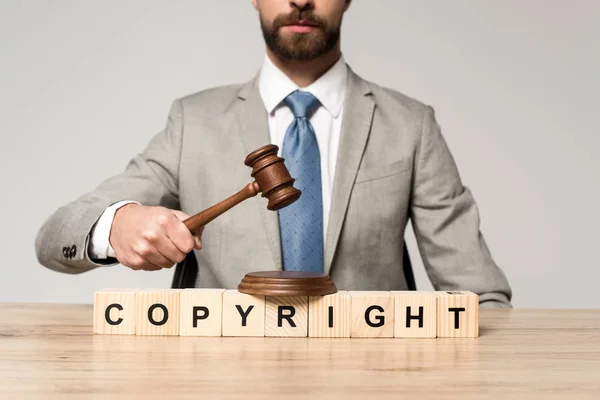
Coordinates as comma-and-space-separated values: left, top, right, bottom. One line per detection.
183, 182, 260, 233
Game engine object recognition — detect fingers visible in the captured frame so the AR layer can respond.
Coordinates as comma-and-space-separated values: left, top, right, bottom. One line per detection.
191, 225, 203, 250
132, 212, 197, 270
171, 210, 204, 249
154, 235, 187, 265
137, 263, 163, 272
112, 207, 203, 272
139, 213, 187, 264
165, 212, 200, 254
119, 250, 165, 271
193, 235, 202, 250
131, 238, 175, 269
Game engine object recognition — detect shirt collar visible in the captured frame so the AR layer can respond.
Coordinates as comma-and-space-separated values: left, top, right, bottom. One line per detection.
258, 53, 348, 118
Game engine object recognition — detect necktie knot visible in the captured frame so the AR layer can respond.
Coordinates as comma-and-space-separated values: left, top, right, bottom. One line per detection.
284, 90, 320, 119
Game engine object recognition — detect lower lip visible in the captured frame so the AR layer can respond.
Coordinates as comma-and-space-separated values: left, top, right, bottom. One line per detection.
285, 25, 316, 33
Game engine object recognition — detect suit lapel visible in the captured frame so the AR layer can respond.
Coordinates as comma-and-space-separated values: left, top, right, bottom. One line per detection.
230, 69, 374, 275
233, 77, 283, 270
324, 70, 375, 274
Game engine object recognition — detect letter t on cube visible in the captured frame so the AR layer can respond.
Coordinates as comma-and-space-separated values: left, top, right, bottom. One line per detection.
436, 291, 479, 338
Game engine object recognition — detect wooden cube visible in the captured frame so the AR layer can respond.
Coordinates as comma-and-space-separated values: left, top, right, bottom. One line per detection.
93, 288, 139, 335
349, 291, 394, 338
136, 289, 182, 336
265, 296, 308, 337
391, 291, 437, 338
222, 290, 265, 337
308, 291, 351, 338
436, 291, 479, 338
179, 289, 225, 337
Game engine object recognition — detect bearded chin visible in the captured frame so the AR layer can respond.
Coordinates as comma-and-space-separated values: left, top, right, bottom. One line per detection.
260, 19, 340, 61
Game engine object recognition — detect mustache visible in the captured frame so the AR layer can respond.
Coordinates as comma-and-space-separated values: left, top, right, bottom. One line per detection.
271, 9, 328, 30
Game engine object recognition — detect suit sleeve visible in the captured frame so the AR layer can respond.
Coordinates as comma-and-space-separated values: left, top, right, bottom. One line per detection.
409, 106, 513, 308
34, 99, 184, 274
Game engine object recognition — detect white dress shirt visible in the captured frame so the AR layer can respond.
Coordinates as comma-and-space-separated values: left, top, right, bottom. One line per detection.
89, 54, 348, 260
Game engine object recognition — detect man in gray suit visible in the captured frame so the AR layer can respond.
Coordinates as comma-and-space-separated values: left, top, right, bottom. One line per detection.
35, 0, 512, 308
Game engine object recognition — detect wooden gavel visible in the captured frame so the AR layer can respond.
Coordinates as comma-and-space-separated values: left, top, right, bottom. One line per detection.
182, 144, 301, 233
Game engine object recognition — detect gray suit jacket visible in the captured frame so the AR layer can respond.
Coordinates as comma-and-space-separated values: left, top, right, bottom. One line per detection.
34, 66, 512, 308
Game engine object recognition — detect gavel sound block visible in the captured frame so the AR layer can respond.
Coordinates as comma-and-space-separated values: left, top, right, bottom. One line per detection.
93, 289, 479, 338
177, 144, 337, 297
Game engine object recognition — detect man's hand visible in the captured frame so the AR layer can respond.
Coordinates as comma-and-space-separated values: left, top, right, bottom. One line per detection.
109, 204, 203, 271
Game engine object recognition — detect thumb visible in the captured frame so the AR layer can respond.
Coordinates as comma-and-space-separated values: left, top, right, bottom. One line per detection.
171, 210, 204, 249
171, 210, 191, 221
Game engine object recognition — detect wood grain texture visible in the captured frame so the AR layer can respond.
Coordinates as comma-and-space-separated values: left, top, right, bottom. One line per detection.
93, 288, 138, 335
2, 305, 600, 399
135, 289, 181, 336
265, 296, 308, 337
222, 290, 265, 337
436, 291, 479, 338
179, 289, 225, 337
391, 291, 437, 338
238, 271, 337, 296
183, 182, 259, 232
308, 291, 351, 337
349, 291, 394, 338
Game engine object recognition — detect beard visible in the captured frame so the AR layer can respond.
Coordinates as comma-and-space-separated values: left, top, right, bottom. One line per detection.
260, 9, 341, 61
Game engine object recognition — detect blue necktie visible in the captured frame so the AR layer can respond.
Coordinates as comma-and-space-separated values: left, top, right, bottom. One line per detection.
278, 90, 324, 273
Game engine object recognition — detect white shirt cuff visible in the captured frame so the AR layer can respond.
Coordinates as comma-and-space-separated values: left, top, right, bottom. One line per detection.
89, 200, 140, 260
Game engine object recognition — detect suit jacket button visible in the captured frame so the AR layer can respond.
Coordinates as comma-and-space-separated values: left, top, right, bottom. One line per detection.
62, 247, 69, 258
70, 245, 77, 258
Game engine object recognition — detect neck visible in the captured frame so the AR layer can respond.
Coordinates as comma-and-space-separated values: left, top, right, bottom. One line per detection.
266, 45, 342, 88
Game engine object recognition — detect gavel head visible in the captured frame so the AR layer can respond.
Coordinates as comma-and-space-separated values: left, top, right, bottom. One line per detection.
244, 144, 301, 211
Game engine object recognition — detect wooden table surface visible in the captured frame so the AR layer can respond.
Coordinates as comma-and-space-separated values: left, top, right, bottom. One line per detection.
1, 304, 599, 399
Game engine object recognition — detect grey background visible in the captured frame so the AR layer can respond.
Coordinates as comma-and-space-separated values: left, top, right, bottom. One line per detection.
1, 1, 598, 307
